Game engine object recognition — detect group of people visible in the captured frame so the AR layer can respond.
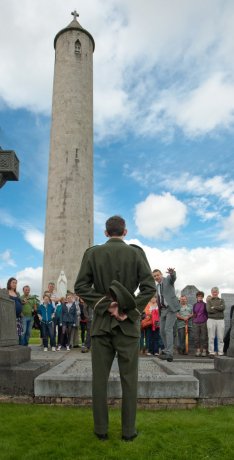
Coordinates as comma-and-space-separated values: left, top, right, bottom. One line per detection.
176, 288, 226, 359
141, 284, 227, 360
6, 278, 92, 352
5, 214, 233, 442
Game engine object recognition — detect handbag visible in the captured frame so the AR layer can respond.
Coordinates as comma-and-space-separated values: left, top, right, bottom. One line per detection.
141, 315, 152, 329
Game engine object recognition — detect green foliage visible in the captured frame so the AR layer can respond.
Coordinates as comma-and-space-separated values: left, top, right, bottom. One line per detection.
29, 329, 41, 344
0, 405, 233, 459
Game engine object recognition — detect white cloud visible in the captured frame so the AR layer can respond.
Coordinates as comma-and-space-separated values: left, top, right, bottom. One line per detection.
1, 241, 234, 297
1, 1, 234, 140
140, 74, 234, 138
134, 193, 187, 239
128, 238, 234, 294
0, 266, 42, 295
0, 208, 44, 252
94, 194, 109, 227
174, 74, 234, 135
0, 250, 16, 268
16, 266, 43, 296
163, 173, 234, 206
219, 210, 234, 242
188, 197, 219, 221
23, 229, 44, 252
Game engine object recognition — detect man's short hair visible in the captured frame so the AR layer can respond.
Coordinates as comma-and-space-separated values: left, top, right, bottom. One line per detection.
211, 287, 219, 292
105, 215, 126, 236
152, 269, 162, 274
23, 285, 30, 290
196, 291, 204, 298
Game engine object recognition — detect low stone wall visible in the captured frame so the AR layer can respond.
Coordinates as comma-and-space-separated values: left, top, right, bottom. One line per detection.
0, 394, 233, 409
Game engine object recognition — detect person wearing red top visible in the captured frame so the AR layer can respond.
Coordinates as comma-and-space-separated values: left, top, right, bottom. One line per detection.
147, 297, 164, 356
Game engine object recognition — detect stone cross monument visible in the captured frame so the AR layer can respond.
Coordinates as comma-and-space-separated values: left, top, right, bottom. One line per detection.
42, 12, 95, 292
0, 147, 19, 188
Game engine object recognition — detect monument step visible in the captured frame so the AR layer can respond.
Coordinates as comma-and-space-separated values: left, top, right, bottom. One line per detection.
35, 357, 199, 399
0, 360, 50, 396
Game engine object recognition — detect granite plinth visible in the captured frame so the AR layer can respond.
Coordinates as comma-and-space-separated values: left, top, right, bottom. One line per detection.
194, 356, 234, 398
0, 292, 18, 346
214, 356, 234, 373
194, 368, 234, 398
35, 357, 199, 399
0, 346, 30, 367
0, 360, 50, 395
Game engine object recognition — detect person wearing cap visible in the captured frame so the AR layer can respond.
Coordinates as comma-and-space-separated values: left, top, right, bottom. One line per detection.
74, 215, 156, 441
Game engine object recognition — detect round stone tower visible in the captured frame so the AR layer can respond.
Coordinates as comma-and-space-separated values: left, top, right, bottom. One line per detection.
42, 11, 95, 292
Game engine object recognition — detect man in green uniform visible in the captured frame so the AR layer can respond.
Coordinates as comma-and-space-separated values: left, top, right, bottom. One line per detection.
74, 215, 156, 441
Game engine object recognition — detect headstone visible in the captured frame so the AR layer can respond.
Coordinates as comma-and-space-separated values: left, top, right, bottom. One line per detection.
221, 293, 234, 332
227, 317, 234, 357
181, 285, 199, 307
0, 289, 49, 395
0, 289, 18, 346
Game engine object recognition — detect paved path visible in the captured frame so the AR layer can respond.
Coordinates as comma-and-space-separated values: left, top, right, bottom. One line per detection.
30, 344, 215, 372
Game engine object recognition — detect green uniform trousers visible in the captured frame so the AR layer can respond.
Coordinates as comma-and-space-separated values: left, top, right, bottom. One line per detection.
91, 327, 139, 437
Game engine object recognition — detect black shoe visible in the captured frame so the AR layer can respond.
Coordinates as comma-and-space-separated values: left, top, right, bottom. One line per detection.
159, 354, 169, 360
159, 354, 173, 361
95, 433, 108, 441
122, 432, 138, 442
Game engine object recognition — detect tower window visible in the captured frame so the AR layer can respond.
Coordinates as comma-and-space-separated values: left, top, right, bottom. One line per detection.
75, 39, 81, 54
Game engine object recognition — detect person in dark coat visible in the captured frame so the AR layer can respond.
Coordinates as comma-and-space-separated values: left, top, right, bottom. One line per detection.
223, 305, 234, 354
74, 215, 156, 441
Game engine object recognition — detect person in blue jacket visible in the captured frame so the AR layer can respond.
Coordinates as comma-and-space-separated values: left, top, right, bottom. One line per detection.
37, 294, 56, 351
59, 293, 77, 351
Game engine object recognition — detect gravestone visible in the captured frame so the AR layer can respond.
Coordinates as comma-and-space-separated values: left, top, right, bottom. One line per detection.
221, 293, 234, 332
181, 285, 199, 307
227, 317, 234, 357
0, 289, 18, 346
0, 289, 50, 394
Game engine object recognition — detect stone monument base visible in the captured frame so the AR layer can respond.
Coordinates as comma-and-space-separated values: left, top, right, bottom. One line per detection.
194, 356, 234, 398
0, 346, 50, 395
0, 345, 30, 366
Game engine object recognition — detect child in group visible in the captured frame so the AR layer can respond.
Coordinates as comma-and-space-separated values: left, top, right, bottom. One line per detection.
54, 297, 63, 349
59, 293, 77, 351
140, 303, 152, 354
37, 294, 56, 352
147, 296, 163, 356
206, 287, 225, 358
193, 291, 208, 357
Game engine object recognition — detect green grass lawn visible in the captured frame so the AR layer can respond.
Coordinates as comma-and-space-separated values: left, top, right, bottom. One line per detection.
29, 329, 41, 345
0, 404, 233, 460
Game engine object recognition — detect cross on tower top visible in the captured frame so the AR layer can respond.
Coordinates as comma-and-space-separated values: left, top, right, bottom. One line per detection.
71, 10, 79, 21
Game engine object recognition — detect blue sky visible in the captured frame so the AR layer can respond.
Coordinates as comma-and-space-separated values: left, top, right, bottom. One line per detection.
1, 0, 234, 295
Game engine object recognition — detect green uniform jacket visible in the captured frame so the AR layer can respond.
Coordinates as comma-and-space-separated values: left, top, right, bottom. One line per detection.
74, 238, 156, 338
